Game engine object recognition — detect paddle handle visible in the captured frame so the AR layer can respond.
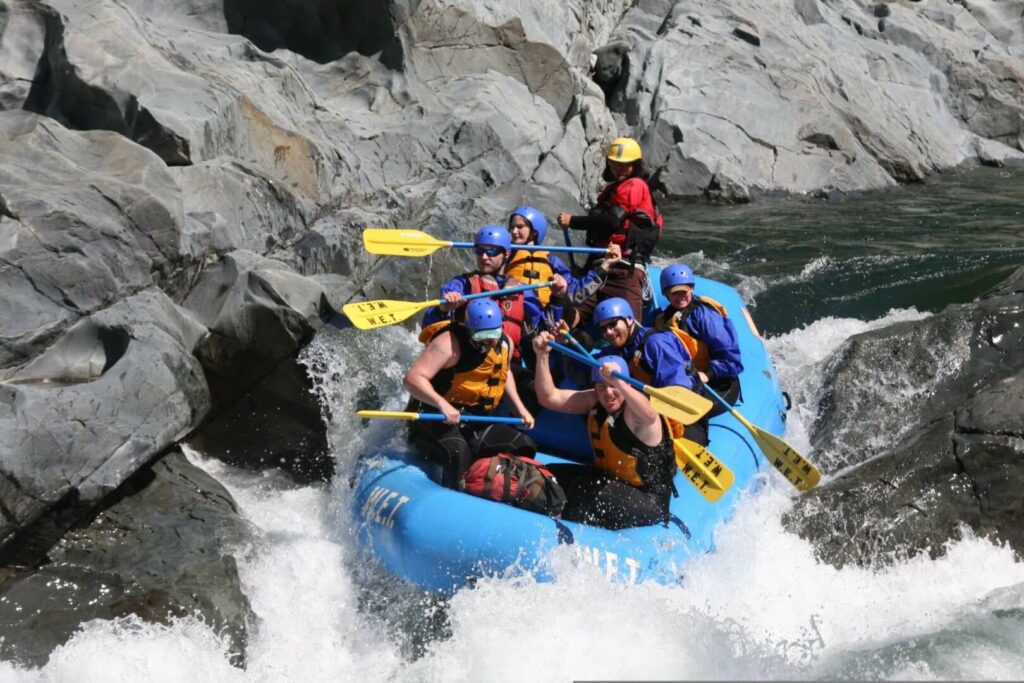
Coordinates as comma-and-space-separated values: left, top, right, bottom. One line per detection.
547, 341, 645, 392
562, 225, 578, 269
443, 282, 552, 307
449, 242, 607, 255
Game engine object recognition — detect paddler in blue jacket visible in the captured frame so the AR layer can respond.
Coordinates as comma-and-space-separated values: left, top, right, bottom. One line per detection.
531, 337, 675, 529
589, 296, 708, 445
654, 264, 744, 410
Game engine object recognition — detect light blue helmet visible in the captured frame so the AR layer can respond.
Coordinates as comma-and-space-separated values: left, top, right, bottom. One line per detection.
509, 205, 549, 244
593, 297, 634, 326
465, 298, 503, 341
474, 225, 512, 254
660, 264, 695, 293
591, 354, 630, 384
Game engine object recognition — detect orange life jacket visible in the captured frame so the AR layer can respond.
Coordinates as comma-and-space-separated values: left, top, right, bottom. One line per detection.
428, 325, 510, 415
587, 406, 673, 487
504, 249, 554, 306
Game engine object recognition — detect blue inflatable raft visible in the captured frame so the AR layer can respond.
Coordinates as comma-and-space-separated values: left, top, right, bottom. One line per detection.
353, 270, 787, 593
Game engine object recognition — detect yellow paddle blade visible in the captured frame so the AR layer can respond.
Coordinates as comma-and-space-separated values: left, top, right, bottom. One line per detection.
356, 410, 422, 421
674, 438, 734, 503
363, 229, 452, 256
728, 410, 820, 491
645, 385, 714, 425
342, 298, 432, 330
751, 426, 821, 491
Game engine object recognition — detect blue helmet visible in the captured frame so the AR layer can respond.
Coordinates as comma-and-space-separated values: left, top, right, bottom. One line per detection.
509, 205, 549, 244
465, 298, 503, 338
660, 264, 695, 293
591, 354, 630, 384
593, 297, 634, 326
474, 225, 512, 254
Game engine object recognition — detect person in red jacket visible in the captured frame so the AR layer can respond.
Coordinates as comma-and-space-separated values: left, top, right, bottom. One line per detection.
557, 136, 662, 323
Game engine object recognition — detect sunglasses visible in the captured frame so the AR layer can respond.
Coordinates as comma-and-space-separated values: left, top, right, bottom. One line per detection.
474, 246, 505, 257
599, 318, 623, 332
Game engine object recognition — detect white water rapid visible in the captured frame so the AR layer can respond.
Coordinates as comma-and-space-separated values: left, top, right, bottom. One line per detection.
4, 306, 1024, 683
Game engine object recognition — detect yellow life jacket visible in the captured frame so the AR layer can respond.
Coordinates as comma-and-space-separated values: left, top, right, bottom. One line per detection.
429, 325, 510, 414
505, 249, 554, 306
587, 407, 672, 487
654, 296, 729, 373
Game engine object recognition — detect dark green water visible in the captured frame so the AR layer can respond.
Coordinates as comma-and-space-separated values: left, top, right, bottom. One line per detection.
657, 166, 1024, 335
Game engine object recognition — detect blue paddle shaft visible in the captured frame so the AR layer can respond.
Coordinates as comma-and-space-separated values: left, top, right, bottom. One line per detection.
700, 383, 730, 410
450, 241, 606, 255
547, 341, 646, 392
439, 282, 549, 307
415, 413, 524, 425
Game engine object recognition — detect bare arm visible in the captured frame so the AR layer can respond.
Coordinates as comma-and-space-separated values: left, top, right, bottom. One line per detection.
532, 332, 597, 414
602, 368, 662, 447
403, 332, 461, 424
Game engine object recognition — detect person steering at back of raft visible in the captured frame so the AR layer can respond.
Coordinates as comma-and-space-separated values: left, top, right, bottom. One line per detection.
405, 298, 537, 489
420, 225, 557, 362
555, 136, 663, 323
590, 296, 708, 446
654, 264, 744, 414
531, 337, 676, 530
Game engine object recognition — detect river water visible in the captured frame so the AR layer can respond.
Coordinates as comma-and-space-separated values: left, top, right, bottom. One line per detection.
4, 166, 1024, 682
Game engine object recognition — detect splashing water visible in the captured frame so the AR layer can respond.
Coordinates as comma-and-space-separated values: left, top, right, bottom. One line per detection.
6, 304, 1022, 683
7, 169, 1024, 681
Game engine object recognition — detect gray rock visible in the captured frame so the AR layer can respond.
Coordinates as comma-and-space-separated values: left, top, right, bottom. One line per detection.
183, 251, 332, 480
0, 289, 210, 549
0, 111, 189, 369
0, 450, 254, 668
788, 266, 1024, 567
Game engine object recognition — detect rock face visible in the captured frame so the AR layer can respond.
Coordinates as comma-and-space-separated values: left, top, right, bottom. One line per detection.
788, 266, 1024, 567
1, 0, 1023, 666
0, 450, 254, 667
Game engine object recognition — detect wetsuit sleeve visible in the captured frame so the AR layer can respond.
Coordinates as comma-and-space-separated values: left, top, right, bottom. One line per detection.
548, 254, 581, 293
690, 306, 744, 379
421, 276, 469, 328
568, 263, 608, 305
567, 210, 621, 240
522, 288, 544, 334
642, 332, 696, 390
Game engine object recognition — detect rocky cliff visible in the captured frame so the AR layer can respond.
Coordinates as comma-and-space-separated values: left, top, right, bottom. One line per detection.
1, 0, 1022, 666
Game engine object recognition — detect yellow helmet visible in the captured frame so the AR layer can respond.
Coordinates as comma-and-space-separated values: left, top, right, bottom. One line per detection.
606, 137, 642, 163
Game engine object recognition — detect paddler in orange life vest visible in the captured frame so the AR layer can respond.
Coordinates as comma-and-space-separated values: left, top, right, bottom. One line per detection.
405, 298, 537, 489
654, 264, 744, 412
420, 225, 555, 361
530, 340, 676, 530
591, 296, 708, 446
556, 136, 663, 323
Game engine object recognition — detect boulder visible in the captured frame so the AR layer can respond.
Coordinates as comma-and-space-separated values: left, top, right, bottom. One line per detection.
183, 250, 333, 481
0, 450, 254, 667
788, 266, 1024, 567
0, 111, 189, 369
0, 289, 210, 553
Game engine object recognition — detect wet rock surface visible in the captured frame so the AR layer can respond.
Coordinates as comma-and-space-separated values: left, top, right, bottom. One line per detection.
788, 266, 1024, 567
0, 450, 254, 668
